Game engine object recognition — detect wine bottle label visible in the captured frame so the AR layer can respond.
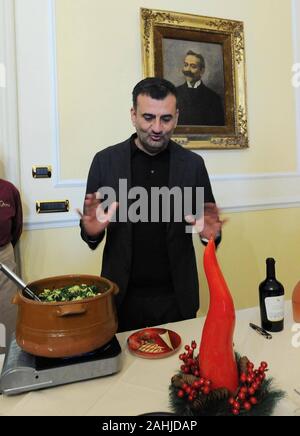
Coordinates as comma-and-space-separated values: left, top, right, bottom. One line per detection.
265, 296, 284, 322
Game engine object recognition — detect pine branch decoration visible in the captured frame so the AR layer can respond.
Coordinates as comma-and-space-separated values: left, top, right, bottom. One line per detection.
192, 388, 229, 412
171, 373, 198, 388
239, 356, 250, 374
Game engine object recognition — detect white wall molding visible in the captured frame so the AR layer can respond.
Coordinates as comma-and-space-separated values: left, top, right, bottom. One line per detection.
24, 218, 80, 231
0, 0, 20, 185
48, 0, 73, 189
211, 171, 300, 182
23, 199, 300, 231
47, 0, 88, 189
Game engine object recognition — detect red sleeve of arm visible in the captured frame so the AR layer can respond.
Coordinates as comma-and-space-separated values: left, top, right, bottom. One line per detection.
11, 188, 23, 246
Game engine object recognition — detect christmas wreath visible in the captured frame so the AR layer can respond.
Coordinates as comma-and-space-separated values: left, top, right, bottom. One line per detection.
169, 341, 285, 416
169, 239, 285, 416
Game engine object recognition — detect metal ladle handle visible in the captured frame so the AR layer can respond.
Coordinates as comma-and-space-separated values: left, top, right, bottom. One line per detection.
0, 262, 41, 302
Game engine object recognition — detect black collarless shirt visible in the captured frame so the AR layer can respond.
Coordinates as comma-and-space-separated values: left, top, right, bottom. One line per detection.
128, 137, 173, 296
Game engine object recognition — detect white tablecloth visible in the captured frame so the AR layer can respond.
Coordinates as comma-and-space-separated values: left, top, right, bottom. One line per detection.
0, 302, 299, 416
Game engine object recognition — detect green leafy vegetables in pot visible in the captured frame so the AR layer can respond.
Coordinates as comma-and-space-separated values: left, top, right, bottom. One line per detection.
39, 284, 101, 302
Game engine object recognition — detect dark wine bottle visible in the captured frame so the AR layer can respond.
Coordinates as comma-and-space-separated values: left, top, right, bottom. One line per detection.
259, 258, 284, 332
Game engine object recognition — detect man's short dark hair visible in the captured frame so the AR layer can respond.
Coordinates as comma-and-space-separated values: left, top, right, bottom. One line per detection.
185, 50, 205, 70
132, 77, 177, 108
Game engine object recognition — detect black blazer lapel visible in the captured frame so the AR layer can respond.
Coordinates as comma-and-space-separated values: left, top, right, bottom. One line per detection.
167, 141, 186, 232
168, 141, 186, 188
116, 140, 132, 236
118, 139, 132, 189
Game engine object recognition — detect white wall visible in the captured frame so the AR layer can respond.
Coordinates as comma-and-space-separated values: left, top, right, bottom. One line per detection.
1, 0, 300, 312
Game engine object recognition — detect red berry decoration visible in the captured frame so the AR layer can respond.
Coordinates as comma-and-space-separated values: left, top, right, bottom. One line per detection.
176, 344, 270, 416
177, 389, 184, 398
240, 373, 247, 383
243, 402, 252, 411
233, 401, 240, 410
227, 359, 270, 415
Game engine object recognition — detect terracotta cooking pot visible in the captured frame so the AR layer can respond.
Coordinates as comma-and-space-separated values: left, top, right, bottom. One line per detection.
12, 274, 119, 358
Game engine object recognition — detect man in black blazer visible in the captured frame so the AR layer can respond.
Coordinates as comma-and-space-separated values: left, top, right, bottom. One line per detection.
177, 50, 225, 126
80, 77, 223, 332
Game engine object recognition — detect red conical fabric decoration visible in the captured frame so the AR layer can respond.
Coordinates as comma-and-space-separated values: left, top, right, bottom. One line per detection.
199, 238, 239, 393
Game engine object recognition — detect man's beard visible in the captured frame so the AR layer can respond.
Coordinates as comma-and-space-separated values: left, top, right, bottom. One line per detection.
183, 70, 195, 78
137, 131, 170, 155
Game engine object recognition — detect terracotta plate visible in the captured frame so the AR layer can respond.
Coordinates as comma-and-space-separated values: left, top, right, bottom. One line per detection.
127, 327, 181, 359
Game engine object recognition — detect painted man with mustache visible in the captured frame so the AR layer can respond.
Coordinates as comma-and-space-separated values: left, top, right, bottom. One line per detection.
176, 50, 225, 126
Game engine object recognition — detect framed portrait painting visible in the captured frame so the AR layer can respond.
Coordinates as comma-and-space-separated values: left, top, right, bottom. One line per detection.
141, 8, 248, 149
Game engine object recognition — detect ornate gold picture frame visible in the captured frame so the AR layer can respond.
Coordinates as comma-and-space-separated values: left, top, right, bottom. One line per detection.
141, 8, 248, 149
